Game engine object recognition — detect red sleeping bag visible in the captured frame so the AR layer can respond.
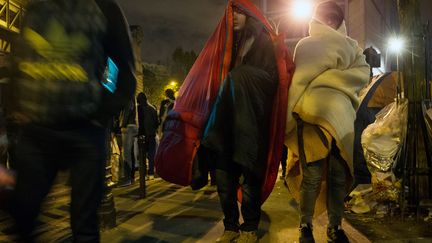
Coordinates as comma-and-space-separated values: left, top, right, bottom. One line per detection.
155, 0, 295, 203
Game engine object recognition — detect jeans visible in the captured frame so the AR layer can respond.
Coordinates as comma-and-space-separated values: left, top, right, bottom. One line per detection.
299, 143, 348, 227
121, 124, 137, 177
10, 123, 107, 242
215, 160, 263, 232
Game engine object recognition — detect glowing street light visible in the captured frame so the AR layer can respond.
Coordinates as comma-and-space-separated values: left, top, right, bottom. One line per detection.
388, 36, 405, 100
291, 0, 313, 20
164, 80, 179, 94
269, 0, 314, 35
388, 37, 404, 54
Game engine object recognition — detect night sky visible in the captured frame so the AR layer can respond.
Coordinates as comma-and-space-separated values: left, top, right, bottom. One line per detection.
118, 0, 228, 64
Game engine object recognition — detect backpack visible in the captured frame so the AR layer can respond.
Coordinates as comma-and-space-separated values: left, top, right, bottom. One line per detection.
10, 0, 110, 125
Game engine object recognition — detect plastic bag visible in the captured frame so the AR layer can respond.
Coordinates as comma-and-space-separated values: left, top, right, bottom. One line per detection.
361, 99, 408, 172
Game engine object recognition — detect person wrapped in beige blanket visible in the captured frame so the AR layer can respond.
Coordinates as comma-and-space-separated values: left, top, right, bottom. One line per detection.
284, 1, 369, 242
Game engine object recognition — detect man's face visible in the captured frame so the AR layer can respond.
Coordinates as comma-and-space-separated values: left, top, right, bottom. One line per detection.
233, 10, 247, 32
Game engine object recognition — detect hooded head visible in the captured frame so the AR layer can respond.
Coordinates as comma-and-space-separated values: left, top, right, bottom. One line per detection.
137, 92, 147, 105
165, 88, 175, 100
313, 1, 344, 30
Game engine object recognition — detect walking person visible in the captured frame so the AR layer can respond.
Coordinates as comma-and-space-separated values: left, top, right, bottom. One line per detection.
201, 2, 280, 242
137, 92, 159, 178
7, 0, 136, 241
155, 1, 293, 242
284, 1, 369, 242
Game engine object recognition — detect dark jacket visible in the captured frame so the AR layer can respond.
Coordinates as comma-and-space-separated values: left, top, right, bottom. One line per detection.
137, 102, 158, 137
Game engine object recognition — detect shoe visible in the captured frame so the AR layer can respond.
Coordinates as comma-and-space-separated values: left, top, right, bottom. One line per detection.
117, 179, 131, 187
236, 230, 258, 243
327, 226, 349, 243
215, 230, 239, 243
299, 223, 315, 243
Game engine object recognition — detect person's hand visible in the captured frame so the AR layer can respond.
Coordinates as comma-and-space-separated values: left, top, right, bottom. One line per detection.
0, 165, 15, 187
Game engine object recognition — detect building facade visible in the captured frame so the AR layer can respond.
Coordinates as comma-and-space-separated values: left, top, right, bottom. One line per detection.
0, 0, 26, 107
130, 25, 144, 95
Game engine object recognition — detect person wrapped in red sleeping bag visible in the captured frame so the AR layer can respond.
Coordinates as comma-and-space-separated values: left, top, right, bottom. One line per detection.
155, 1, 294, 228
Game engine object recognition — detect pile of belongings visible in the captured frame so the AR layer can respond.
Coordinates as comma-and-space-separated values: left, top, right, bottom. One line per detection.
349, 99, 408, 214
347, 173, 402, 214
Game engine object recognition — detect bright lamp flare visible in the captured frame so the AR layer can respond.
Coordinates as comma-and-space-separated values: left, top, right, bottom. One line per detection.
388, 37, 404, 53
292, 1, 313, 20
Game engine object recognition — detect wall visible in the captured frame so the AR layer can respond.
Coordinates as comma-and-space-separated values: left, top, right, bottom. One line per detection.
348, 0, 399, 74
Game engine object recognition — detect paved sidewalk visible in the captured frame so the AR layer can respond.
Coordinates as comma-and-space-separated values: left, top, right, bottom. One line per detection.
1, 172, 370, 242
101, 177, 369, 243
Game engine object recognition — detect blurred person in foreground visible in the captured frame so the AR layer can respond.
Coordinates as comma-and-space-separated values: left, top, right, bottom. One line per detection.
7, 0, 136, 241
284, 1, 369, 242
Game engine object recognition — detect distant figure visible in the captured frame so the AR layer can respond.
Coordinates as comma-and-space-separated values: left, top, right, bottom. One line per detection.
158, 88, 175, 130
284, 1, 369, 242
7, 0, 136, 241
137, 92, 159, 177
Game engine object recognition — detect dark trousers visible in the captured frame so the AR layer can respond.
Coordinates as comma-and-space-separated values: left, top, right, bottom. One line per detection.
146, 135, 156, 175
10, 123, 107, 242
215, 160, 263, 232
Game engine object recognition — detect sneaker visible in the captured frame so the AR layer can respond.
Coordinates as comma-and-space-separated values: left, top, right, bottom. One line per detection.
117, 177, 132, 187
299, 223, 315, 243
236, 230, 258, 243
215, 230, 239, 243
327, 226, 349, 243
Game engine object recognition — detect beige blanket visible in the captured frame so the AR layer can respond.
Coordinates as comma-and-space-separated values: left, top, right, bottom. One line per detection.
285, 20, 369, 214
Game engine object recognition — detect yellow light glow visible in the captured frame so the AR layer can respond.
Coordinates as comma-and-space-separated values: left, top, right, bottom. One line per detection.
291, 1, 313, 20
170, 81, 177, 86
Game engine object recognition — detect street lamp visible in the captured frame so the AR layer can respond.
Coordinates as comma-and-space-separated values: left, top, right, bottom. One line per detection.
389, 37, 404, 54
291, 0, 313, 20
269, 1, 314, 35
388, 36, 405, 100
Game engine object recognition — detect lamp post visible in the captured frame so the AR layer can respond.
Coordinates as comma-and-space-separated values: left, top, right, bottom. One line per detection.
388, 36, 405, 101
